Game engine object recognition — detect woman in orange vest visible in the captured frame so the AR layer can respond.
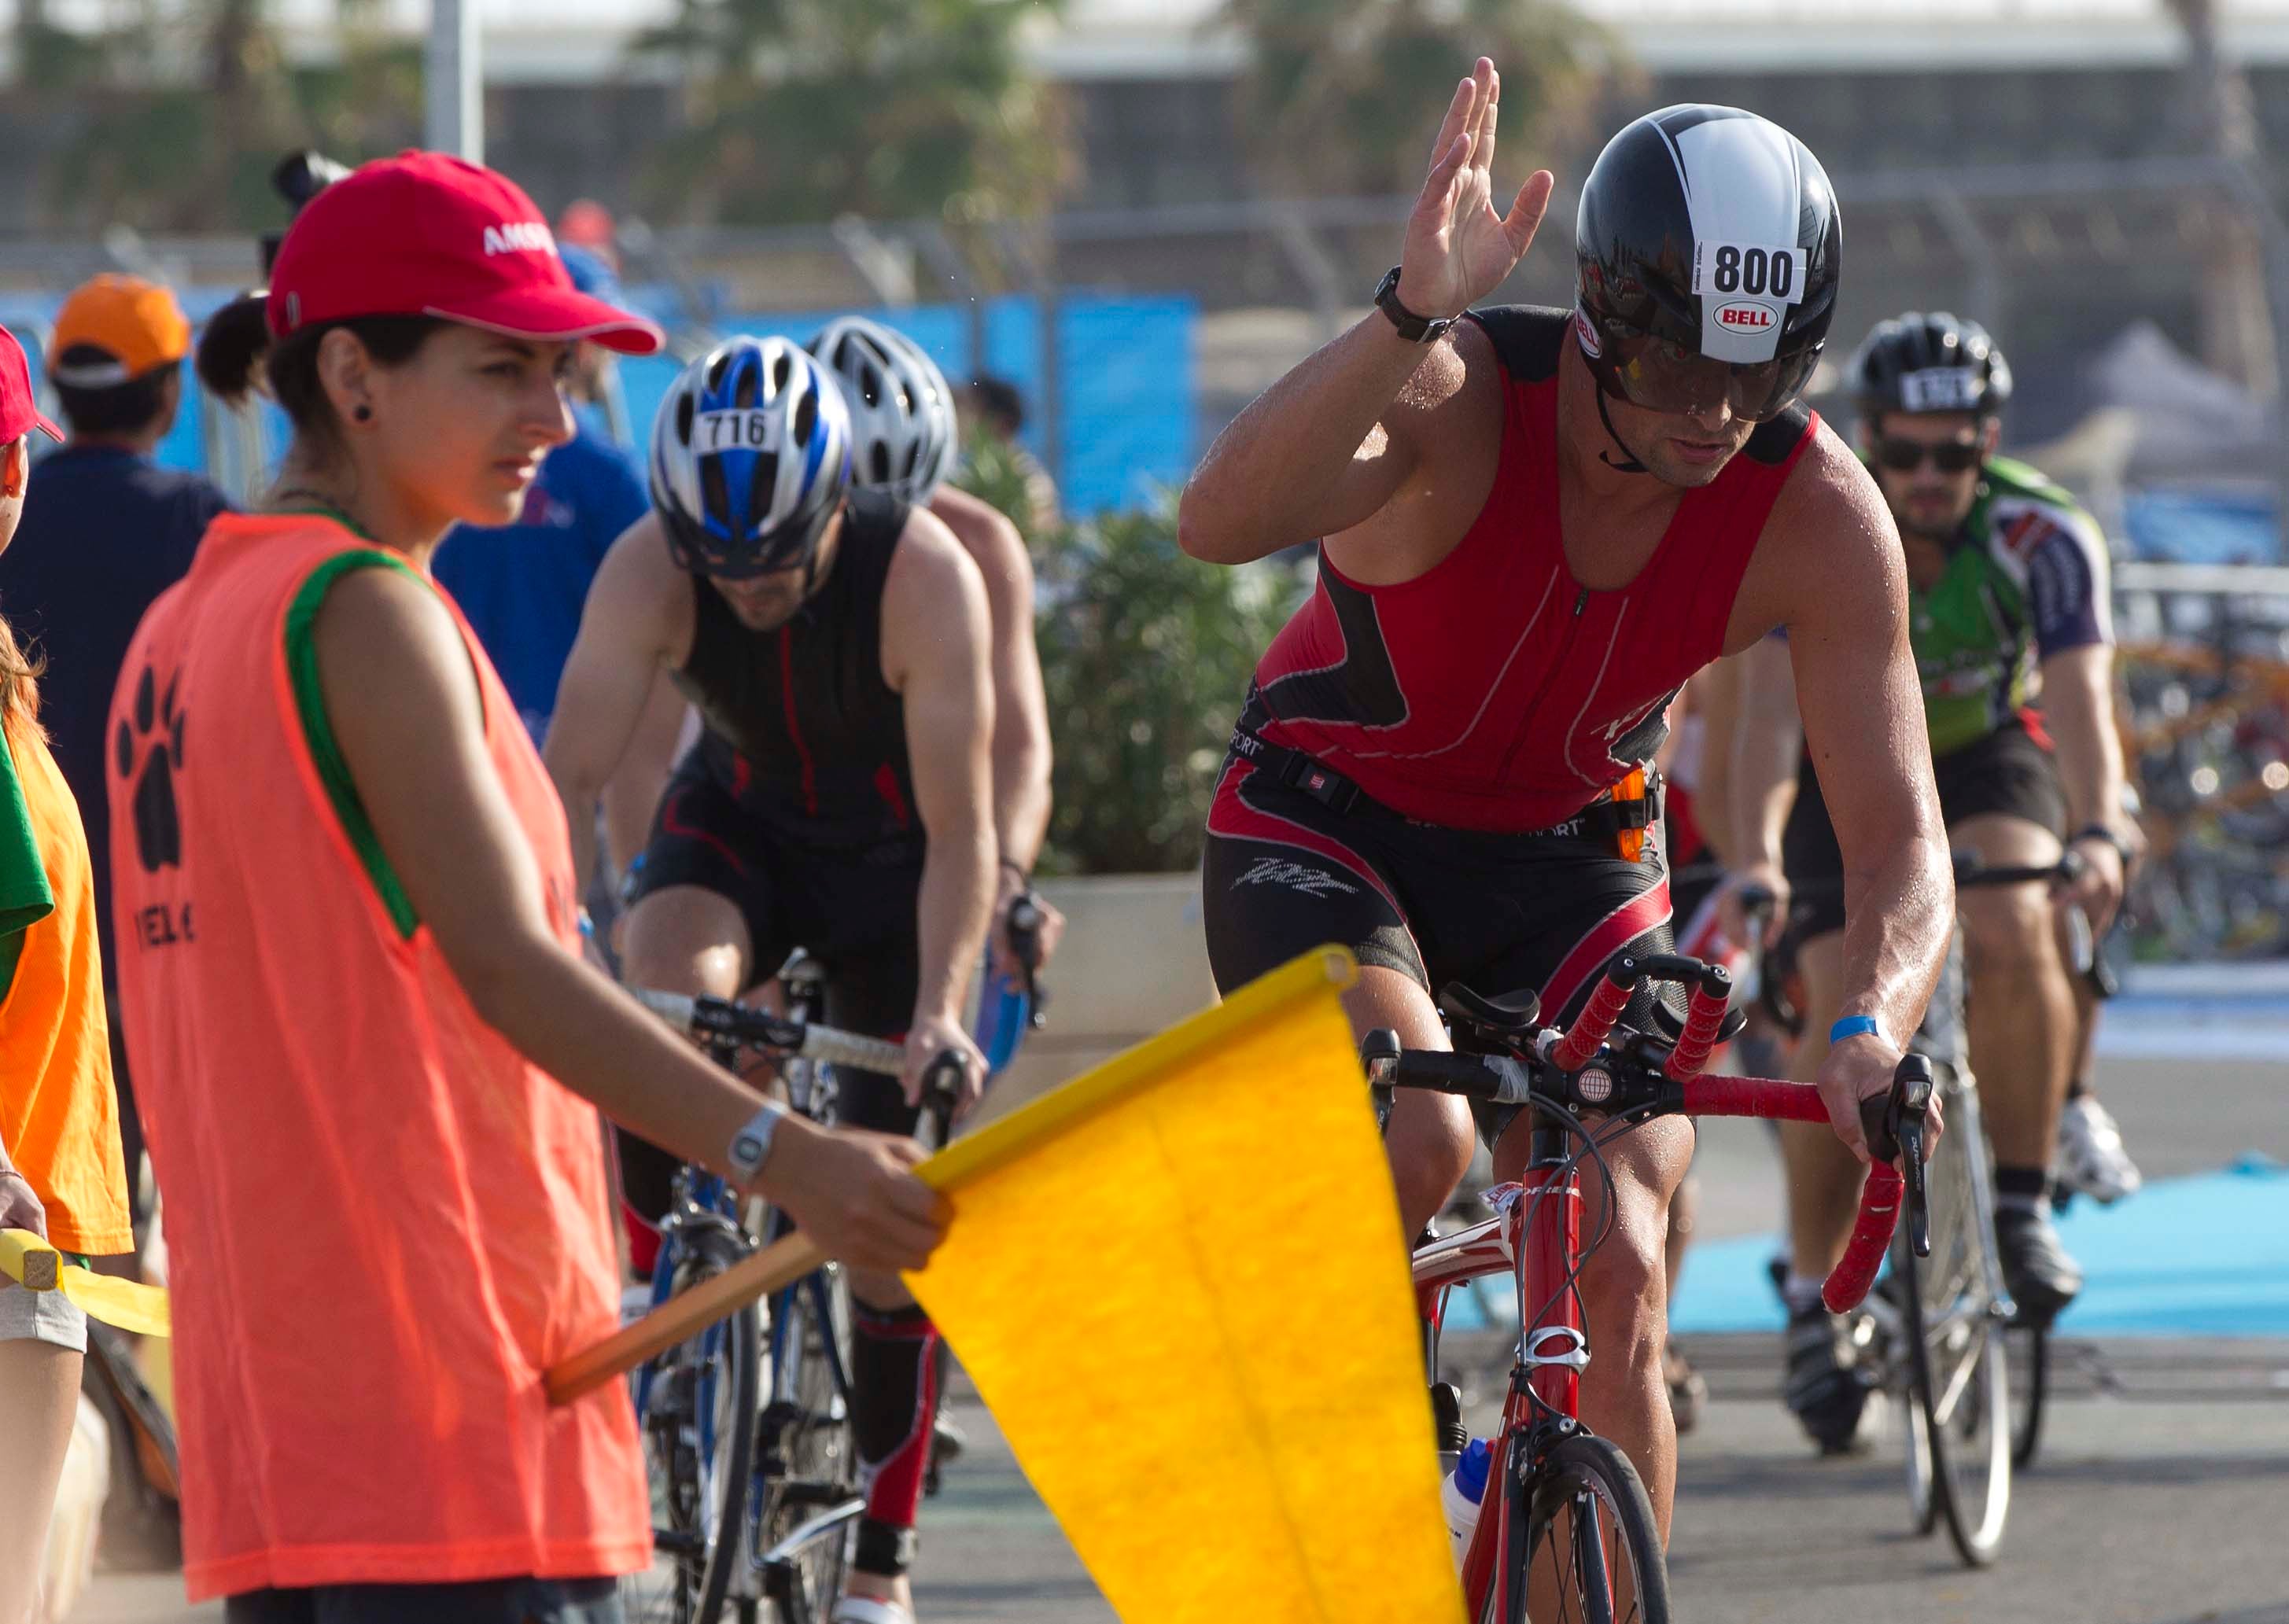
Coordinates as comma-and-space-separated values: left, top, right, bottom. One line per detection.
107, 153, 945, 1624
0, 322, 133, 1624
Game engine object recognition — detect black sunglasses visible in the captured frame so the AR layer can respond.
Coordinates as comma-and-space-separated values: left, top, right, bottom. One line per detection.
1873, 437, 1981, 474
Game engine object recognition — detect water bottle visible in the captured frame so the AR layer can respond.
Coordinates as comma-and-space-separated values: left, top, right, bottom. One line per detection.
1440, 1438, 1491, 1567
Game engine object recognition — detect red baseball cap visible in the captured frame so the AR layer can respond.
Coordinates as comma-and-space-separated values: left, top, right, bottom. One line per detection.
0, 325, 64, 444
267, 151, 663, 356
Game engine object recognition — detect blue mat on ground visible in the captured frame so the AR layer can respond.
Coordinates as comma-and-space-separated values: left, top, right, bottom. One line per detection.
1669, 1156, 2289, 1337
1443, 1158, 2289, 1337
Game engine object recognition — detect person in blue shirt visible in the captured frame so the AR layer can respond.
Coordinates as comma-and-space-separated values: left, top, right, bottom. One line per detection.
432, 245, 651, 748
0, 274, 230, 1243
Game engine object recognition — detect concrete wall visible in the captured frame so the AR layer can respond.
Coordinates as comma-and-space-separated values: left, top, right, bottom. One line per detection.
971, 871, 1219, 1128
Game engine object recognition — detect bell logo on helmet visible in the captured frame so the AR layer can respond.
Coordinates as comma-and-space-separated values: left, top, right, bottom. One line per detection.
481, 221, 556, 257
1716, 301, 1775, 331
1574, 308, 1604, 359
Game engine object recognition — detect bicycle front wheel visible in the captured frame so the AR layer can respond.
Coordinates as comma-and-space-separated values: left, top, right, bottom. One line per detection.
754, 1267, 859, 1622
625, 1226, 762, 1624
1898, 1080, 2011, 1567
1506, 1431, 1672, 1624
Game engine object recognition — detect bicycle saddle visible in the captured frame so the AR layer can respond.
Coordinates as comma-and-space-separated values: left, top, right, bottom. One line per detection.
1437, 982, 1543, 1039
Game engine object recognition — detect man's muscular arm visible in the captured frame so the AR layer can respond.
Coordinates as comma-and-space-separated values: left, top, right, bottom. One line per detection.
1715, 635, 1801, 948
1178, 61, 1552, 565
544, 513, 687, 898
1763, 438, 1952, 1158
883, 509, 997, 1105
929, 486, 1065, 973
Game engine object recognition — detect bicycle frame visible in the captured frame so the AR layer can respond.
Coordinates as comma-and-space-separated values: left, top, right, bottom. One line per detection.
1382, 952, 1930, 1621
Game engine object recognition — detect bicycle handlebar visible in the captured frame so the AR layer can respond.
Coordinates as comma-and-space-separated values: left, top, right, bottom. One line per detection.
628, 987, 907, 1075
1364, 950, 1935, 1313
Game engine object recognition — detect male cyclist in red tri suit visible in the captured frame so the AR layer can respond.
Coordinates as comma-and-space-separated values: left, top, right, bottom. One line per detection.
1179, 63, 1954, 1538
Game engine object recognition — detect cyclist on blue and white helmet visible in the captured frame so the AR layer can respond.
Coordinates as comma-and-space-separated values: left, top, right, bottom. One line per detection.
648, 333, 853, 615
546, 325, 1001, 1621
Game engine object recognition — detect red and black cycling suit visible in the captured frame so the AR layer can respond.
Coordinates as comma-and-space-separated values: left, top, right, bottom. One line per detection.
1204, 306, 1815, 1079
619, 487, 942, 1578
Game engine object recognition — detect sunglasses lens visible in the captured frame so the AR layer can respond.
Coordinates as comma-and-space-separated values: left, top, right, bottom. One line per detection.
1602, 324, 1814, 422
1875, 438, 1981, 473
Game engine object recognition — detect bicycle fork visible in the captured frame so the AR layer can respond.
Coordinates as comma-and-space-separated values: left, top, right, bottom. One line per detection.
1461, 1118, 1590, 1615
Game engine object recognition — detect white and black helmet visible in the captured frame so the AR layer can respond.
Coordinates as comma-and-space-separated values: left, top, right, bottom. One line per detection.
1849, 311, 2013, 421
648, 335, 852, 580
805, 316, 957, 503
1576, 104, 1841, 422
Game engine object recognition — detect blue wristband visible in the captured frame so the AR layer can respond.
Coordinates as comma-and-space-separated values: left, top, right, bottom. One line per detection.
1829, 1015, 1882, 1045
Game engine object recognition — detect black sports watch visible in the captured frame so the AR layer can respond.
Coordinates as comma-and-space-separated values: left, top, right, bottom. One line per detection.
2070, 823, 2137, 869
1373, 267, 1455, 344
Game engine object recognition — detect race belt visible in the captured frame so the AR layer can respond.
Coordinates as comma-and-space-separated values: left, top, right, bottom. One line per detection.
1228, 725, 1662, 859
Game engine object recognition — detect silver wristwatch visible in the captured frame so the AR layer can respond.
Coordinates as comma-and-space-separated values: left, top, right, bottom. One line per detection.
727, 1101, 790, 1184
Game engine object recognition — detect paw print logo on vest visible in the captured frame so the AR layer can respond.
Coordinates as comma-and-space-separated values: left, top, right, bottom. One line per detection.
115, 666, 185, 874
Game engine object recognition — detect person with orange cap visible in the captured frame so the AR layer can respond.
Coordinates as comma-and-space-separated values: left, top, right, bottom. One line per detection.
0, 318, 133, 1624
0, 273, 230, 1255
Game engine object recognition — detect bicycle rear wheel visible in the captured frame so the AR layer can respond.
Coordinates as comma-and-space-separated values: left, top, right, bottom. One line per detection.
1897, 1081, 2011, 1567
754, 1267, 859, 1622
625, 1227, 761, 1624
1505, 1431, 1672, 1624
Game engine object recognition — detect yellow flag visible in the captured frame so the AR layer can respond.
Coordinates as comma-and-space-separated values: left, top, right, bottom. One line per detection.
1, 1228, 171, 1337
907, 948, 1465, 1624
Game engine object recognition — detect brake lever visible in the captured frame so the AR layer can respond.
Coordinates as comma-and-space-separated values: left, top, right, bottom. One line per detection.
1885, 1055, 1936, 1258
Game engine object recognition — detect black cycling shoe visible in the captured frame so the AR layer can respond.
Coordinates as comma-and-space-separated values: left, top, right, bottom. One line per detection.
1995, 1202, 2083, 1328
1784, 1302, 1882, 1456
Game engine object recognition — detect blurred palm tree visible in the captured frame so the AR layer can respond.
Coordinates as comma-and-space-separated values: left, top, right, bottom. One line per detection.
1225, 0, 1619, 198
635, 0, 1070, 228
27, 0, 419, 233
2162, 0, 2278, 400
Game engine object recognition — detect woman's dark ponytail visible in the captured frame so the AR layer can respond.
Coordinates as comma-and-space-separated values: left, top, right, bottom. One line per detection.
195, 290, 273, 407
194, 295, 440, 439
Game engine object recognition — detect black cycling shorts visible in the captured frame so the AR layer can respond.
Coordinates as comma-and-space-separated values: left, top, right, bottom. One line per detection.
1202, 753, 1677, 1136
617, 750, 927, 1218
1784, 717, 2069, 941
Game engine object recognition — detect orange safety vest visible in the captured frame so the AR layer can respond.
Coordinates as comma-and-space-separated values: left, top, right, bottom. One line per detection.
0, 712, 129, 1257
109, 512, 647, 1601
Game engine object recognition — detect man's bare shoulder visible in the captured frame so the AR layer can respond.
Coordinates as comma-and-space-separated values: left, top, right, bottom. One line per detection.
1731, 419, 1904, 647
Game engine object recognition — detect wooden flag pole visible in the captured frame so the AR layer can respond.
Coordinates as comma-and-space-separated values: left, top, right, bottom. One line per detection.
546, 1230, 823, 1406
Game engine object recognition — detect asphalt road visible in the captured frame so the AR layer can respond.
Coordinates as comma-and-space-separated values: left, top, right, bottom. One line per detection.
74, 1053, 2289, 1623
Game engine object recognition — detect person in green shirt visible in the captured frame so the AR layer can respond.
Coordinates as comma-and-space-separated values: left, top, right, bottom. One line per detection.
1726, 312, 2139, 1452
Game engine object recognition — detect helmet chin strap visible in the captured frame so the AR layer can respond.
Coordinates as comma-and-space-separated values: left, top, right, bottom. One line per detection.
1595, 387, 1650, 476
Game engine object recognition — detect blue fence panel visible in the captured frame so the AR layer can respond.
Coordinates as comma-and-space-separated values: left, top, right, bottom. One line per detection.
0, 284, 1196, 516
1055, 296, 1196, 515
982, 296, 1047, 463
2125, 488, 2280, 566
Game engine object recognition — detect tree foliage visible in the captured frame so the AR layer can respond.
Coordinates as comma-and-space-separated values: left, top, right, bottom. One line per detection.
1224, 0, 1615, 197
635, 0, 1069, 227
24, 0, 419, 234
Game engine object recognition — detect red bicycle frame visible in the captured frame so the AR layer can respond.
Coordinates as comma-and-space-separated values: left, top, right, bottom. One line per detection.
1403, 963, 1911, 1618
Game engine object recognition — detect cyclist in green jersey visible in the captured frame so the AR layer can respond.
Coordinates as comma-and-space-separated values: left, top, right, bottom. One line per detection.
1726, 313, 2137, 1451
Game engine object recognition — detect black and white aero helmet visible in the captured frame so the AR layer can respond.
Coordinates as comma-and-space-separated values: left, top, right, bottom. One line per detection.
1849, 312, 2013, 422
649, 335, 852, 580
1575, 105, 1841, 422
805, 316, 957, 503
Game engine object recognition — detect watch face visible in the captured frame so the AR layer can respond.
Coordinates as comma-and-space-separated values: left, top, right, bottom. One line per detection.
732, 1132, 764, 1167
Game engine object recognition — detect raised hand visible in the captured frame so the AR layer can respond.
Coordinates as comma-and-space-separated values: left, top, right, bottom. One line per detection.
1395, 59, 1557, 323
